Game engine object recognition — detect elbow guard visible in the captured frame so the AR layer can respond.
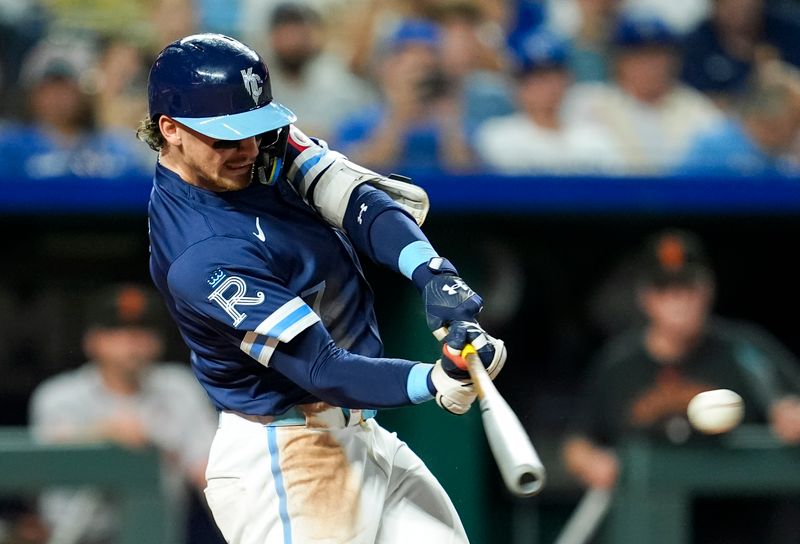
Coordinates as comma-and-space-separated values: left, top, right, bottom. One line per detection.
310, 161, 429, 229
286, 126, 429, 228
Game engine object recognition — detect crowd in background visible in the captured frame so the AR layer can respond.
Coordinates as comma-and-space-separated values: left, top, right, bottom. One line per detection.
2, 0, 800, 179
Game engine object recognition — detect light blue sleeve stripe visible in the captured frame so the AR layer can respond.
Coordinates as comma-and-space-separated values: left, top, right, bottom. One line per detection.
407, 363, 435, 404
267, 427, 293, 544
298, 150, 324, 177
267, 305, 313, 339
398, 241, 439, 279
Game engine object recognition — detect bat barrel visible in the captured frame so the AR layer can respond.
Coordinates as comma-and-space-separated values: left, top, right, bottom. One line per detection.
466, 349, 547, 497
480, 398, 547, 497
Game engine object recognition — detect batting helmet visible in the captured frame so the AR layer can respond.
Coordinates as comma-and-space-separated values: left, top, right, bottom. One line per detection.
147, 33, 296, 140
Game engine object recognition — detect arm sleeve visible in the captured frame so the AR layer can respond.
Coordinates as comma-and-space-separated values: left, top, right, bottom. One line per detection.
341, 184, 448, 288
270, 323, 434, 409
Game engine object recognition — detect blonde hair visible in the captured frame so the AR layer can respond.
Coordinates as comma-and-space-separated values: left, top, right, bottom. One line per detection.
136, 116, 165, 151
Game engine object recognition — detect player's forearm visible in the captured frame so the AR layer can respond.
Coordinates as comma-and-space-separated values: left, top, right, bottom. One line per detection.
271, 325, 434, 409
342, 184, 453, 289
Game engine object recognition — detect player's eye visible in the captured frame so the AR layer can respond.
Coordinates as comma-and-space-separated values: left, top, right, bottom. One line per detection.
212, 139, 244, 149
211, 134, 265, 150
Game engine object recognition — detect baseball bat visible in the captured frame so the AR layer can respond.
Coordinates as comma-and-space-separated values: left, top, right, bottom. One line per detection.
553, 487, 613, 544
463, 345, 546, 497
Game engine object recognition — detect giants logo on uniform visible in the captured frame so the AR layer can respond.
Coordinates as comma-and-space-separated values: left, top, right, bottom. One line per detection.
240, 68, 263, 105
208, 275, 265, 326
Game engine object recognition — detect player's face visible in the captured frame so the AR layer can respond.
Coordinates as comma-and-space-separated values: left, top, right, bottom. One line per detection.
640, 280, 713, 340
170, 122, 261, 192
84, 327, 164, 380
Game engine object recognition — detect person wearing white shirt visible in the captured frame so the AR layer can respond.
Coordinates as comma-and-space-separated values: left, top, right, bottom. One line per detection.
475, 30, 624, 175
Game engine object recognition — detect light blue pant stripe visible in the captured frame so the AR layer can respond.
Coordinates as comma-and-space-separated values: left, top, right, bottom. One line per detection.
267, 427, 293, 544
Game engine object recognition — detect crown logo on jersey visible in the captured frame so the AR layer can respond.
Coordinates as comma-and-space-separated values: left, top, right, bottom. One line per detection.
208, 269, 226, 288
240, 67, 263, 105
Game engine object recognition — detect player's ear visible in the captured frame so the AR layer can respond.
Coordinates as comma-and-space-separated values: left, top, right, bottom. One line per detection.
159, 116, 181, 146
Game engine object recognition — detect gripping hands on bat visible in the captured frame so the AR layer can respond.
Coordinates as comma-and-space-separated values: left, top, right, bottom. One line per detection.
430, 321, 507, 414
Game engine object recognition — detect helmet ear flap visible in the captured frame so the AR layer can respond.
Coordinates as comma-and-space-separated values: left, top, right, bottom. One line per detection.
254, 125, 290, 185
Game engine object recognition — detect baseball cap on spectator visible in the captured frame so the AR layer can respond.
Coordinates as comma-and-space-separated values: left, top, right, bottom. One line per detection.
268, 1, 321, 29
18, 39, 95, 89
511, 30, 570, 75
85, 284, 169, 331
637, 229, 714, 287
611, 13, 679, 49
386, 18, 441, 52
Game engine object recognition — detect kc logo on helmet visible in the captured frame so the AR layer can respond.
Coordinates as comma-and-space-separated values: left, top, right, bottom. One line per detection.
241, 67, 263, 105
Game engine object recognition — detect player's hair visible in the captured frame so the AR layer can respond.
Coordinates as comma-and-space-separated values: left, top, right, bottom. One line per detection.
136, 116, 165, 151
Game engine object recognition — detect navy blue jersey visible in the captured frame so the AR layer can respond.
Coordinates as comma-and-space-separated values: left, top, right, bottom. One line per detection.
148, 132, 437, 415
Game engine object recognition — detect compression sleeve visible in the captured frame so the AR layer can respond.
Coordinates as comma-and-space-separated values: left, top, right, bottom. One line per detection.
270, 322, 434, 408
341, 184, 458, 290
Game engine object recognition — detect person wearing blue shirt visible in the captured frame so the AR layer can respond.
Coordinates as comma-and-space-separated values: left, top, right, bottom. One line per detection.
675, 78, 800, 176
0, 41, 149, 180
332, 19, 474, 175
140, 33, 507, 544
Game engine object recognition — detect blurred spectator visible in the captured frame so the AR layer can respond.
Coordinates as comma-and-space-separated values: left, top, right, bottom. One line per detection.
562, 13, 723, 174
40, 0, 196, 54
681, 0, 800, 108
436, 1, 516, 139
29, 283, 220, 544
0, 1, 48, 119
562, 229, 800, 542
333, 18, 474, 174
94, 36, 151, 132
0, 39, 150, 179
548, 0, 710, 38
261, 1, 378, 142
675, 76, 800, 176
545, 0, 621, 82
474, 30, 624, 174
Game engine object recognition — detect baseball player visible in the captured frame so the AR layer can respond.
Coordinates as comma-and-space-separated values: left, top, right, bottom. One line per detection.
140, 34, 506, 544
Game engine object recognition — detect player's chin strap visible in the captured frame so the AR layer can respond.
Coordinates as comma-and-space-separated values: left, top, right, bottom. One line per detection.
254, 127, 290, 186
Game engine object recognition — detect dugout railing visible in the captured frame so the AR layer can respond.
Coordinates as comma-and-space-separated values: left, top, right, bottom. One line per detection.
0, 427, 179, 543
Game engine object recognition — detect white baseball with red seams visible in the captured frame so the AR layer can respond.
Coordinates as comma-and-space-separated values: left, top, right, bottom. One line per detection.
687, 389, 745, 434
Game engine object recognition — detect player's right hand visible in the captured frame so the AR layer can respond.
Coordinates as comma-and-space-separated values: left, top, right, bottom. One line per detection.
440, 321, 507, 382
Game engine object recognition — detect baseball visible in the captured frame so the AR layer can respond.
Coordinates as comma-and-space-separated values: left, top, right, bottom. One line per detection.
687, 389, 745, 434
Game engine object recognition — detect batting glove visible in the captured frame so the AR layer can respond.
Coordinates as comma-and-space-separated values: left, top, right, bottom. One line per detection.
430, 363, 477, 415
440, 321, 507, 382
430, 321, 508, 415
422, 265, 484, 340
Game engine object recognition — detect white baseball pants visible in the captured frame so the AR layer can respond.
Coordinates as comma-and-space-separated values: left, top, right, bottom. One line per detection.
204, 406, 469, 544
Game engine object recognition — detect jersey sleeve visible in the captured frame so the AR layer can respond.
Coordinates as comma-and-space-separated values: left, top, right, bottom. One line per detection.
167, 236, 433, 408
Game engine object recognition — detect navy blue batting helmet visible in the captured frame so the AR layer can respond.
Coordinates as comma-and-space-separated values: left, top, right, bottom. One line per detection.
147, 33, 296, 140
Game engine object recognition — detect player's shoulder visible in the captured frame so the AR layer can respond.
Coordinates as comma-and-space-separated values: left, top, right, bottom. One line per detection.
30, 364, 98, 407
708, 316, 781, 347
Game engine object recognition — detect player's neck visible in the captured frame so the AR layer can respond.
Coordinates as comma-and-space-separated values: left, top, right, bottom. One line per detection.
644, 326, 695, 364
98, 365, 142, 396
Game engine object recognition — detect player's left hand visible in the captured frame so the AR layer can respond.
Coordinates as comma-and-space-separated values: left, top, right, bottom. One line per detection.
440, 321, 506, 382
423, 274, 483, 339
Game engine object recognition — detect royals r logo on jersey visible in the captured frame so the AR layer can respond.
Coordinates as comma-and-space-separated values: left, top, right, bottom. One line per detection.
208, 272, 265, 326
